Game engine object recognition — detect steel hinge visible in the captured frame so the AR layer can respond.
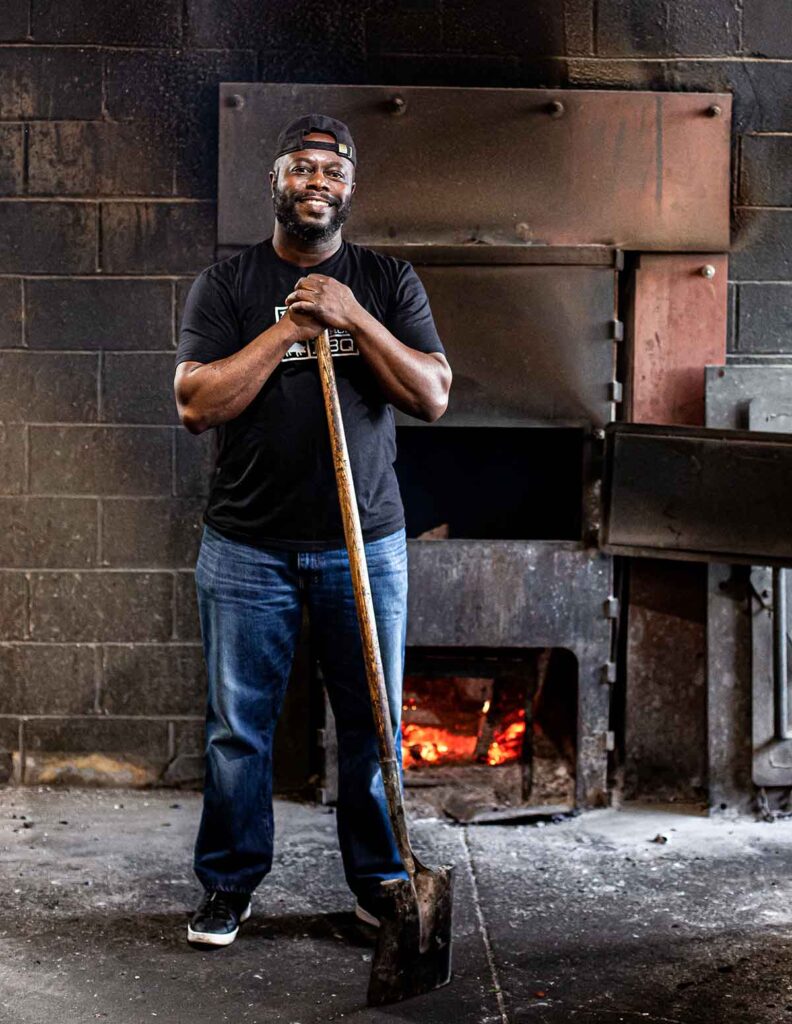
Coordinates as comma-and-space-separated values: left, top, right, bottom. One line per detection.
601, 661, 617, 685
610, 318, 624, 342
604, 596, 620, 619
604, 730, 616, 752
608, 381, 623, 403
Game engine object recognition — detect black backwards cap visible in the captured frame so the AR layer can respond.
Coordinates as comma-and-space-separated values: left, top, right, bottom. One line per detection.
274, 113, 356, 166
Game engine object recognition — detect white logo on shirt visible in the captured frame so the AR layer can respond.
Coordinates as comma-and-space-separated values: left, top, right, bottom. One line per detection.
275, 306, 360, 361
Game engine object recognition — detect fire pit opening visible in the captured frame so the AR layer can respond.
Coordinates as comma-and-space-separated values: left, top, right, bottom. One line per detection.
394, 426, 584, 540
400, 647, 578, 819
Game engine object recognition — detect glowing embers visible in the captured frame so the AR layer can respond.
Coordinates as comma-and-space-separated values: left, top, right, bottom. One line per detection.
400, 674, 528, 770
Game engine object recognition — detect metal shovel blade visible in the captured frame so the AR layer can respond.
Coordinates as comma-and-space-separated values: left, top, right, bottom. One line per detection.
367, 860, 455, 1006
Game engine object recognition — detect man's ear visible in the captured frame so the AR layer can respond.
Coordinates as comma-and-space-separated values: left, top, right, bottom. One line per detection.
268, 168, 276, 197
351, 181, 356, 196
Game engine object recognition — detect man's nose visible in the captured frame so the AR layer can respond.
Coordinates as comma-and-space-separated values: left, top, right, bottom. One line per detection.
306, 168, 329, 188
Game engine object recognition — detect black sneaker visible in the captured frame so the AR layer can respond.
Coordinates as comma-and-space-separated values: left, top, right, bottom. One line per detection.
187, 890, 252, 947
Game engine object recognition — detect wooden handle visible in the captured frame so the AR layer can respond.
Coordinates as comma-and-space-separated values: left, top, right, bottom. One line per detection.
315, 329, 415, 877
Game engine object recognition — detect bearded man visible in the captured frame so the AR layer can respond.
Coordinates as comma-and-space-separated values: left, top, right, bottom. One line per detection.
173, 114, 451, 946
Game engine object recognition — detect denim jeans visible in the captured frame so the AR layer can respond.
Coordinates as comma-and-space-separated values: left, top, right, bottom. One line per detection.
192, 522, 410, 902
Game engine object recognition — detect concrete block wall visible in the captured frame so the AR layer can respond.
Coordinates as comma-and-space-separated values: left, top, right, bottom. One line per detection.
0, 0, 789, 790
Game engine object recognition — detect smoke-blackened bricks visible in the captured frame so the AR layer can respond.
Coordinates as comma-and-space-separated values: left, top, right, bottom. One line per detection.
0, 125, 24, 195
0, 203, 97, 274
174, 429, 217, 497
731, 210, 792, 281
566, 58, 666, 90
0, 498, 97, 568
0, 351, 98, 423
664, 61, 792, 133
100, 498, 204, 567
28, 122, 174, 197
726, 282, 736, 353
100, 203, 215, 274
171, 718, 205, 755
596, 0, 740, 56
0, 280, 22, 348
174, 571, 201, 640
740, 135, 792, 206
185, 0, 286, 49
0, 717, 21, 751
102, 352, 181, 425
29, 571, 173, 641
186, 2, 365, 78
0, 573, 28, 639
0, 644, 96, 714
736, 284, 792, 354
562, 0, 595, 55
0, 48, 102, 119
102, 643, 206, 714
24, 716, 170, 757
175, 278, 194, 326
26, 279, 173, 351
442, 0, 565, 56
364, 5, 444, 54
31, 0, 182, 45
1, 1, 29, 40
105, 48, 256, 121
29, 426, 173, 496
744, 0, 792, 57
105, 48, 256, 198
353, 52, 528, 89
0, 424, 25, 495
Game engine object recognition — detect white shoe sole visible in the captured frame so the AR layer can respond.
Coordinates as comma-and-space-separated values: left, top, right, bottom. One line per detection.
355, 902, 380, 928
187, 901, 251, 946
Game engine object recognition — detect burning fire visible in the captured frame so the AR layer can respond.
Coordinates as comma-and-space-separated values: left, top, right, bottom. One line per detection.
401, 707, 526, 769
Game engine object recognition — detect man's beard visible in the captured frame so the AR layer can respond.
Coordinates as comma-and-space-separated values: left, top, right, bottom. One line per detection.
272, 187, 352, 243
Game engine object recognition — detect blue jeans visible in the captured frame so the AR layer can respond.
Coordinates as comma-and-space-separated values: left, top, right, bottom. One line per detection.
192, 523, 410, 901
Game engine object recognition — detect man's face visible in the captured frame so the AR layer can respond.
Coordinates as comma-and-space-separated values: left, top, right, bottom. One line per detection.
270, 132, 355, 243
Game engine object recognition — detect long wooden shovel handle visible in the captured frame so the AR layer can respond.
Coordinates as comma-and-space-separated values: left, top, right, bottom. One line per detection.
315, 328, 415, 878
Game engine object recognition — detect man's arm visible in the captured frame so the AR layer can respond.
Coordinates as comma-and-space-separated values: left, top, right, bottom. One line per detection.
174, 308, 321, 434
285, 274, 451, 423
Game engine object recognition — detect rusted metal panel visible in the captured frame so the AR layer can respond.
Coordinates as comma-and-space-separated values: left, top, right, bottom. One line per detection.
602, 422, 792, 567
372, 245, 621, 267
405, 540, 613, 807
406, 540, 611, 648
628, 253, 728, 425
395, 264, 617, 428
219, 84, 731, 250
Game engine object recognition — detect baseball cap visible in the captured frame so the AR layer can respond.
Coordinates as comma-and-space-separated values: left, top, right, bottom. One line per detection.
274, 113, 356, 166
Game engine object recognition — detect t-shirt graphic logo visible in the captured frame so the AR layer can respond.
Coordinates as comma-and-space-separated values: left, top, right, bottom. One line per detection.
275, 306, 359, 361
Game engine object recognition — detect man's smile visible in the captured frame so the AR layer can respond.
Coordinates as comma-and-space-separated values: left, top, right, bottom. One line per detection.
296, 194, 336, 210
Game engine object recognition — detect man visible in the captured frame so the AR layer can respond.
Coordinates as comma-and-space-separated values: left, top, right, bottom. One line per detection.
173, 114, 451, 947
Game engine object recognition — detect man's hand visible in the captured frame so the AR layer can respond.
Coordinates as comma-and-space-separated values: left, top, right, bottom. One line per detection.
283, 303, 324, 342
284, 274, 364, 333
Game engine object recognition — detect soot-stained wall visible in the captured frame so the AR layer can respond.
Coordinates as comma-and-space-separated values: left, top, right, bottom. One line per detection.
0, 0, 788, 794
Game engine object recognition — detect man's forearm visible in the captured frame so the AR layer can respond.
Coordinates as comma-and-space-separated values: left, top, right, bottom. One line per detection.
177, 317, 301, 433
348, 307, 451, 422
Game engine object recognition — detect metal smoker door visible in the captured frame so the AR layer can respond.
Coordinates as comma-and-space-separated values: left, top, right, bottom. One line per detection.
747, 402, 792, 785
600, 421, 792, 567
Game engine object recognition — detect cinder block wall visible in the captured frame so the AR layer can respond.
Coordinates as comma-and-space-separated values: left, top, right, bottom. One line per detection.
0, 1, 788, 791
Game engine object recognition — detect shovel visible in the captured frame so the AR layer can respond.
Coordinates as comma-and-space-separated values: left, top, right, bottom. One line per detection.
315, 328, 454, 1006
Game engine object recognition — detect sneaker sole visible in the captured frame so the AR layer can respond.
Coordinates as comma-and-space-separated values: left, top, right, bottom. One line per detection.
187, 901, 251, 946
354, 903, 380, 928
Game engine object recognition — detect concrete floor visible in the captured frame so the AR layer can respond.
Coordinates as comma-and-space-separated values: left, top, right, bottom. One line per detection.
3, 791, 792, 1024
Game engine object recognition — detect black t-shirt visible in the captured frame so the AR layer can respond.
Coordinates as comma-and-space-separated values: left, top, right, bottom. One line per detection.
176, 237, 445, 550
